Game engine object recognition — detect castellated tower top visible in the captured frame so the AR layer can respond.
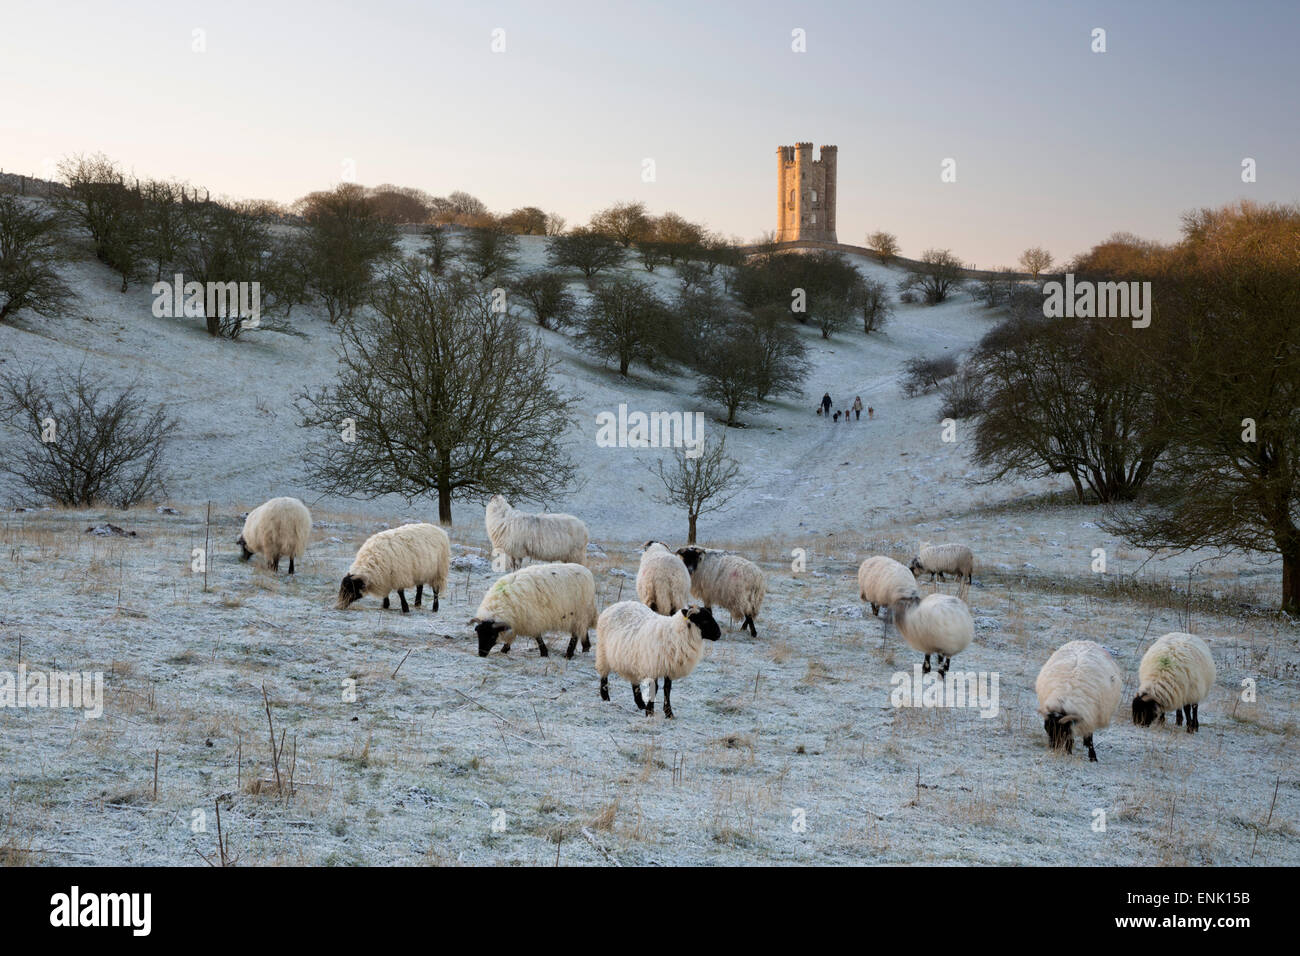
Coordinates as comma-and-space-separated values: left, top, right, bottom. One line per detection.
775, 142, 837, 243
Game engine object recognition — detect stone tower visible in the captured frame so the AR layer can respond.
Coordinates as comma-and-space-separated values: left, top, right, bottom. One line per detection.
775, 142, 837, 243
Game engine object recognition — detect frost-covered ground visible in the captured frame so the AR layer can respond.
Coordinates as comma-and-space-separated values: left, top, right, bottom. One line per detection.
0, 224, 1296, 865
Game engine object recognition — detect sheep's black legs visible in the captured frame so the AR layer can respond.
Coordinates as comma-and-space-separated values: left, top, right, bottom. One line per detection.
663, 677, 674, 719
272, 556, 281, 572
288, 556, 295, 575
414, 584, 423, 606
397, 589, 410, 613
648, 601, 658, 614
565, 636, 578, 659
923, 654, 932, 674
1175, 708, 1182, 725
600, 675, 609, 701
1084, 734, 1098, 762
431, 589, 439, 612
581, 634, 591, 652
1183, 704, 1196, 732
382, 595, 390, 609
743, 615, 756, 637
646, 680, 657, 716
632, 684, 646, 710
535, 636, 549, 656
1191, 704, 1199, 731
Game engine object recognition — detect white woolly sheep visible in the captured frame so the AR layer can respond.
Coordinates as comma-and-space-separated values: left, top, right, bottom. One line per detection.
485, 494, 589, 569
470, 562, 598, 659
1035, 640, 1123, 762
857, 556, 920, 617
237, 497, 312, 574
637, 542, 691, 615
336, 523, 450, 614
909, 542, 974, 597
675, 546, 766, 637
890, 593, 974, 678
595, 602, 721, 718
1132, 632, 1216, 733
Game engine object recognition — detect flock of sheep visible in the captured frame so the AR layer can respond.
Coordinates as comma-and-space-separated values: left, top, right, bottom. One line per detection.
236, 495, 1218, 754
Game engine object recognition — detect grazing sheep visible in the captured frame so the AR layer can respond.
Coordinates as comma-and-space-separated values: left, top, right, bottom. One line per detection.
237, 497, 311, 574
336, 523, 450, 613
857, 555, 920, 617
595, 602, 721, 718
471, 562, 598, 659
1132, 632, 1216, 733
909, 542, 974, 597
890, 593, 974, 678
1035, 640, 1123, 762
485, 494, 589, 569
636, 542, 691, 615
674, 546, 766, 637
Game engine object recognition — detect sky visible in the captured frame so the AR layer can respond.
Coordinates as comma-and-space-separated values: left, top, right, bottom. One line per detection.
3, 0, 1297, 267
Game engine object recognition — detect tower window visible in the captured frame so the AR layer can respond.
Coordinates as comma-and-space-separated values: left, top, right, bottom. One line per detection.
811, 213, 817, 224
811, 190, 817, 203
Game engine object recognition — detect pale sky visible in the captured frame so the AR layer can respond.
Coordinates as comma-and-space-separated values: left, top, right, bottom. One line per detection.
3, 0, 1297, 267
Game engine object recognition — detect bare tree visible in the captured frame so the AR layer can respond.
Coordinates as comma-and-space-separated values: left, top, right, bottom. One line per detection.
810, 293, 852, 340
589, 201, 652, 247
1103, 201, 1300, 611
968, 313, 1163, 503
0, 195, 75, 323
462, 221, 519, 280
866, 230, 900, 262
511, 271, 577, 329
547, 228, 625, 278
56, 153, 146, 292
366, 185, 433, 224
746, 305, 810, 402
898, 248, 965, 305
0, 364, 176, 507
581, 277, 665, 376
696, 328, 764, 426
297, 260, 578, 524
543, 212, 567, 236
652, 212, 705, 265
498, 206, 548, 235
175, 201, 287, 338
421, 224, 459, 275
854, 277, 893, 333
1018, 246, 1054, 277
651, 437, 744, 543
139, 179, 188, 281
900, 355, 959, 397
300, 184, 399, 322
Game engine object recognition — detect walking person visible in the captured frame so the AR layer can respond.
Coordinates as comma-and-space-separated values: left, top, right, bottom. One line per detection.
853, 396, 863, 421
821, 392, 833, 418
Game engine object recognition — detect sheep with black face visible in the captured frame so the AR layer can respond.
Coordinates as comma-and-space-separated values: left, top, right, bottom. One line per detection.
237, 497, 311, 574
675, 546, 765, 637
1132, 632, 1216, 733
636, 541, 691, 615
595, 602, 721, 718
1035, 640, 1123, 763
470, 562, 598, 659
336, 523, 450, 614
